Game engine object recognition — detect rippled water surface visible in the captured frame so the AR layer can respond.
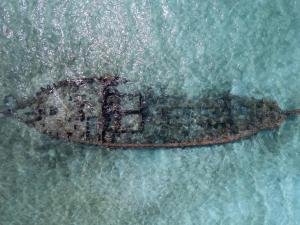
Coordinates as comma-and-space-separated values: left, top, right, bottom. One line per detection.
1, 0, 300, 224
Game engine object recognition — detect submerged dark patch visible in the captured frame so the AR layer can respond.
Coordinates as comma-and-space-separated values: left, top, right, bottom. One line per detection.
2, 75, 294, 148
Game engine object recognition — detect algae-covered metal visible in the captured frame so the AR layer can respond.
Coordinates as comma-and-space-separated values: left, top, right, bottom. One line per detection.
1, 75, 298, 148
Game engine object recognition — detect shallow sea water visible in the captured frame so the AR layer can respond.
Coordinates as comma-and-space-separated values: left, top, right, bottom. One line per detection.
1, 0, 300, 224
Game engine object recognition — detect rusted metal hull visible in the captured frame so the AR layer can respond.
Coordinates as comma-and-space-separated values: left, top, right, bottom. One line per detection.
4, 75, 289, 148
102, 125, 284, 148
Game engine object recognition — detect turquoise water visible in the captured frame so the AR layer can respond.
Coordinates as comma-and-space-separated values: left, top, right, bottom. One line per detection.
1, 0, 300, 224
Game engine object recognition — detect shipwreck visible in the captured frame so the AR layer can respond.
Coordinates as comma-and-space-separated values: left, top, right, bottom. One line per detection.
1, 75, 299, 148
